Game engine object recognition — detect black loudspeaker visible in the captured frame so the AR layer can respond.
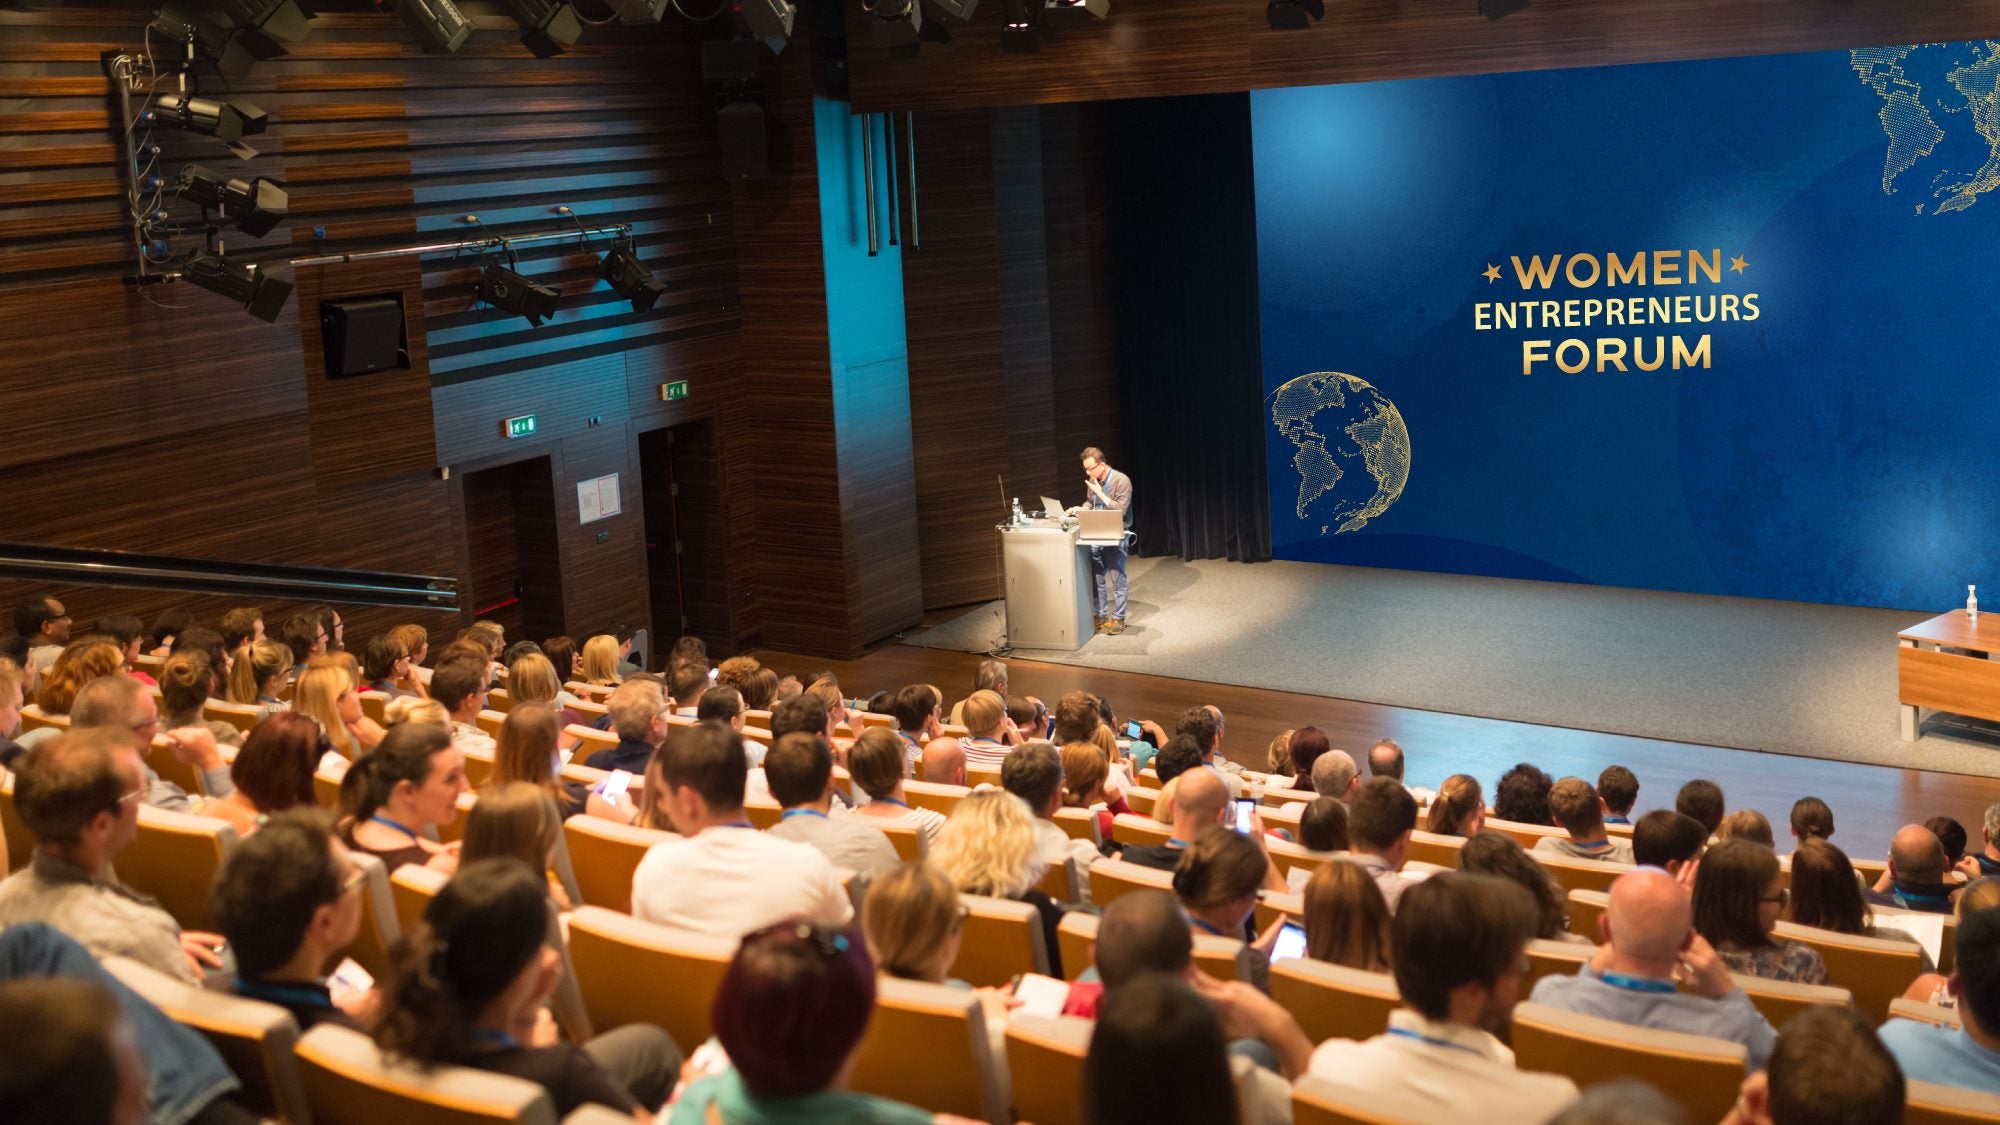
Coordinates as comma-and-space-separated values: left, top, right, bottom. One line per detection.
320, 296, 406, 377
718, 102, 769, 181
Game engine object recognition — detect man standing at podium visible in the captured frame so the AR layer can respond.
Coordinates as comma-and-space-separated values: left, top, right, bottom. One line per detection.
1078, 446, 1133, 635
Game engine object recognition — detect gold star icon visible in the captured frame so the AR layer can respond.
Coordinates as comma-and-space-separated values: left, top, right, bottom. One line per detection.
1482, 263, 1502, 283
1729, 254, 1748, 275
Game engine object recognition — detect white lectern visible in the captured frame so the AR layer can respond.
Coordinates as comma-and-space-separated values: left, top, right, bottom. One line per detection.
1000, 520, 1093, 651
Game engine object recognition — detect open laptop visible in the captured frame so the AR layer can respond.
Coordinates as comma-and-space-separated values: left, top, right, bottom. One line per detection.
1077, 509, 1126, 544
1038, 495, 1066, 520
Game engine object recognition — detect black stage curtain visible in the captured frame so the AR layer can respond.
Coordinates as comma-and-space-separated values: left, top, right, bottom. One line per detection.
1105, 93, 1272, 563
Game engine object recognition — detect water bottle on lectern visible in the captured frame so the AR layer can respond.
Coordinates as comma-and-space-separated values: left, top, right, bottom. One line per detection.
1970, 584, 1980, 620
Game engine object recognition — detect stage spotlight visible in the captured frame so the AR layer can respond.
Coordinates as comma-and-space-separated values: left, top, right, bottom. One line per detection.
1043, 0, 1104, 26
596, 245, 667, 313
149, 3, 257, 82
1478, 0, 1525, 19
497, 0, 582, 57
927, 0, 977, 17
1000, 0, 1044, 51
208, 0, 315, 60
606, 0, 668, 23
176, 249, 294, 322
149, 91, 268, 159
732, 0, 794, 51
872, 0, 922, 45
1265, 0, 1322, 29
174, 163, 287, 238
391, 0, 474, 52
478, 262, 561, 326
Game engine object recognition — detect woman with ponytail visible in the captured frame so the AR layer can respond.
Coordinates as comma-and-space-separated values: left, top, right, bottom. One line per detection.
372, 858, 678, 1117
227, 639, 294, 713
337, 720, 465, 874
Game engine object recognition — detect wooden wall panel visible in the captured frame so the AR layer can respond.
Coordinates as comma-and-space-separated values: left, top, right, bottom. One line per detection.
845, 0, 2000, 112
1041, 104, 1123, 485
993, 108, 1060, 512
551, 426, 650, 639
293, 257, 440, 490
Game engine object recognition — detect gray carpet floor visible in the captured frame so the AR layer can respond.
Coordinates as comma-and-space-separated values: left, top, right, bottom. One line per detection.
904, 557, 2000, 778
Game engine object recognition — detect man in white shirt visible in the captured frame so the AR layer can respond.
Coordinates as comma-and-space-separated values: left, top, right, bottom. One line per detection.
957, 690, 1016, 772
1306, 872, 1579, 1120
631, 722, 853, 937
1340, 777, 1421, 911
1000, 740, 1098, 902
430, 656, 494, 758
763, 731, 898, 881
1535, 777, 1636, 864
13, 594, 71, 673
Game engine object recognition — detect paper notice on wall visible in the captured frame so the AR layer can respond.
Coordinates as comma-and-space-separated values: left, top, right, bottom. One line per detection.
578, 473, 622, 525
597, 473, 621, 518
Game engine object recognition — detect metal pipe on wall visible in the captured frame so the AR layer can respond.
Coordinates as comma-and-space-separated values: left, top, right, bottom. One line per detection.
905, 111, 920, 249
884, 113, 900, 247
863, 111, 879, 257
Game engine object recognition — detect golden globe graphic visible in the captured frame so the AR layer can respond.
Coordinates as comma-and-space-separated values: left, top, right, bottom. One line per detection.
1270, 371, 1411, 536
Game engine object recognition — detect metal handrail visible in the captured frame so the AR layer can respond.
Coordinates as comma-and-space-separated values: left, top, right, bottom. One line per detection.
0, 542, 458, 612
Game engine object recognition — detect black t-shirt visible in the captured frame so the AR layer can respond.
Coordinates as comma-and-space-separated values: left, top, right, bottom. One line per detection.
1019, 890, 1065, 979
1119, 844, 1185, 872
451, 1041, 638, 1117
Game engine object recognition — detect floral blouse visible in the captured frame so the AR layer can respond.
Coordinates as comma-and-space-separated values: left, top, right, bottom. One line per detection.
1719, 940, 1828, 985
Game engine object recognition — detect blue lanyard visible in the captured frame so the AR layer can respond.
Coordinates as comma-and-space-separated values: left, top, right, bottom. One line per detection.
780, 809, 826, 821
1385, 1027, 1485, 1056
468, 1027, 520, 1050
1599, 972, 1678, 994
1190, 918, 1225, 936
370, 815, 420, 842
896, 731, 922, 749
874, 796, 911, 809
1165, 838, 1190, 849
1895, 886, 1952, 907
1571, 838, 1611, 850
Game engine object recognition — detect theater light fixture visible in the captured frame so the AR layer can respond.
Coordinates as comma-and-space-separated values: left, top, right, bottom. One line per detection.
606, 0, 669, 23
174, 163, 288, 238
733, 0, 795, 51
1000, 0, 1045, 51
478, 261, 561, 326
1043, 0, 1105, 26
497, 0, 583, 57
391, 0, 474, 52
872, 0, 924, 45
208, 0, 315, 61
596, 245, 667, 313
149, 4, 258, 82
147, 91, 268, 158
1266, 0, 1322, 29
175, 249, 294, 322
927, 0, 977, 17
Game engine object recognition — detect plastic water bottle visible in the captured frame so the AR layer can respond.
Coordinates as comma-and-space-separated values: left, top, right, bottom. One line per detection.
1971, 584, 1981, 620
1011, 497, 1026, 526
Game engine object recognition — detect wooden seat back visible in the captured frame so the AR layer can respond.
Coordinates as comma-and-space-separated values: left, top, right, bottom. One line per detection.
357, 691, 389, 725
1052, 806, 1101, 845
1004, 1014, 1093, 1125
902, 778, 970, 819
1292, 1075, 1442, 1125
389, 863, 450, 934
561, 816, 671, 914
1775, 920, 1927, 1021
1532, 850, 1632, 896
1087, 857, 1175, 906
120, 804, 239, 930
564, 906, 735, 1051
947, 893, 1051, 987
1567, 888, 1610, 940
294, 1023, 555, 1125
1108, 812, 1170, 848
848, 976, 1008, 1124
1055, 910, 1248, 984
1269, 957, 1399, 1045
1511, 1001, 1746, 1123
344, 852, 402, 979
1406, 829, 1466, 870
1524, 936, 1596, 994
203, 699, 265, 736
0, 775, 32, 872
105, 955, 311, 1125
1907, 1078, 2000, 1125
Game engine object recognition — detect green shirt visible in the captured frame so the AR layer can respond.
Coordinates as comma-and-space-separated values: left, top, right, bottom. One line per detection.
670, 1068, 933, 1125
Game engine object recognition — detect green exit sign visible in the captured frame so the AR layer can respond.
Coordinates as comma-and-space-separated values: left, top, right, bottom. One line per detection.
660, 380, 690, 401
502, 414, 537, 439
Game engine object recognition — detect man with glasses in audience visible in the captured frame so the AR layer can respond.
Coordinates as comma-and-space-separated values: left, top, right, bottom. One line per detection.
13, 595, 71, 673
70, 674, 231, 812
586, 677, 670, 775
213, 811, 373, 1029
0, 728, 228, 982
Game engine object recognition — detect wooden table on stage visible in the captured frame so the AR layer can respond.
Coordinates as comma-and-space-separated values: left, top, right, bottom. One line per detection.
1898, 610, 2000, 740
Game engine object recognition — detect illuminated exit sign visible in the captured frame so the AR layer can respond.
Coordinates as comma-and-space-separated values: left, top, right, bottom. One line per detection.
660, 380, 690, 401
502, 414, 537, 439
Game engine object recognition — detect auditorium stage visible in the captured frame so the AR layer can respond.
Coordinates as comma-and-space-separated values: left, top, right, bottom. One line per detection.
903, 557, 2000, 779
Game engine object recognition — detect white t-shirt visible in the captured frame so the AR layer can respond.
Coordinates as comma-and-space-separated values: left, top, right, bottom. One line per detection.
1305, 1010, 1578, 1122
630, 824, 853, 938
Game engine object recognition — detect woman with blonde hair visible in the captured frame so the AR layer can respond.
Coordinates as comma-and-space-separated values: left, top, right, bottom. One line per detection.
1059, 740, 1130, 842
930, 789, 1062, 975
292, 662, 383, 764
1264, 729, 1296, 778
504, 651, 580, 714
579, 635, 623, 688
384, 624, 430, 694
861, 862, 968, 985
489, 703, 629, 823
384, 695, 449, 726
227, 639, 294, 712
1301, 860, 1391, 972
1424, 774, 1486, 837
460, 781, 570, 910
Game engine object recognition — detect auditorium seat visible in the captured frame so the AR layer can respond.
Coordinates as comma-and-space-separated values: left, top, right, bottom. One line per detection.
1087, 857, 1175, 906
18, 704, 67, 734
1253, 890, 1305, 935
119, 804, 239, 930
1259, 801, 1303, 835
1269, 957, 1399, 1045
1907, 1079, 2000, 1125
1052, 806, 1101, 846
1267, 836, 1332, 881
1109, 812, 1170, 848
1511, 1001, 1746, 1122
847, 975, 1008, 1124
1037, 856, 1082, 903
1775, 920, 1926, 1021
947, 893, 1052, 987
853, 710, 896, 731
294, 1023, 556, 1125
343, 852, 402, 979
145, 733, 209, 798
203, 699, 265, 737
1888, 998, 1961, 1028
1122, 786, 1159, 816
357, 691, 389, 725
1875, 905, 1959, 975
1004, 1013, 1093, 1125
563, 724, 617, 763
433, 790, 479, 845
1406, 829, 1467, 869
473, 709, 506, 739
1727, 973, 1853, 1028
561, 816, 671, 914
1056, 910, 1249, 983
742, 798, 782, 830
902, 778, 969, 818
568, 699, 610, 725
485, 687, 513, 713
1524, 937, 1596, 993
389, 863, 450, 934
0, 776, 33, 872
105, 955, 311, 1125
459, 747, 495, 788
865, 819, 928, 862
965, 765, 1002, 789
564, 682, 614, 702
1482, 816, 1570, 850
1568, 888, 1610, 940
938, 721, 971, 740
314, 767, 344, 810
742, 708, 771, 729
132, 653, 165, 675
565, 906, 734, 1052
1292, 1075, 1435, 1125
1261, 786, 1319, 810
1532, 850, 1633, 896
558, 762, 608, 789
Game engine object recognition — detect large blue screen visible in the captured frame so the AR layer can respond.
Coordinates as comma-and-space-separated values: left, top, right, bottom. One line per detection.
1254, 45, 2000, 611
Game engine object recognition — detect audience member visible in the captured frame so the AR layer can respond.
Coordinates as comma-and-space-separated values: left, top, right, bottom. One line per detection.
1633, 809, 1708, 884
359, 635, 415, 700
930, 789, 1065, 976
155, 651, 241, 748
953, 659, 1010, 727
1964, 802, 2000, 880
1462, 831, 1583, 944
1902, 878, 2000, 1008
1120, 767, 1229, 871
860, 861, 972, 986
1310, 747, 1360, 801
1597, 765, 1640, 825
226, 638, 293, 711
0, 659, 24, 769
1285, 726, 1331, 790
1051, 689, 1101, 745
697, 684, 765, 764
384, 695, 448, 726
919, 735, 967, 786
1426, 773, 1486, 836
1726, 1005, 1906, 1125
460, 782, 566, 907
1880, 898, 2000, 1093
72, 673, 232, 811
1539, 777, 1637, 862
22, 639, 126, 747
1529, 867, 1776, 1069
1298, 796, 1349, 853
0, 976, 149, 1125
1694, 840, 1827, 984
1302, 860, 1390, 972
1085, 974, 1241, 1125
376, 859, 676, 1116
1494, 762, 1555, 825
1550, 1080, 1689, 1125
631, 723, 852, 936
203, 712, 324, 835
541, 635, 580, 682
1718, 809, 1775, 848
1007, 693, 1049, 742
1151, 734, 1205, 789
1003, 740, 1100, 895
670, 922, 932, 1123
94, 616, 153, 686
337, 721, 465, 874
1304, 872, 1579, 1118
580, 634, 623, 687
584, 677, 669, 774
386, 623, 431, 691
1264, 729, 1296, 777
765, 732, 899, 881
848, 726, 948, 844
13, 595, 71, 672
1787, 839, 1928, 961
279, 613, 328, 668
1343, 776, 1421, 910
492, 703, 616, 823
430, 656, 494, 757
1927, 816, 1968, 867
1060, 739, 1130, 842
1867, 825, 1959, 914
888, 683, 946, 767
1789, 796, 1835, 846
212, 810, 368, 1029
955, 690, 1015, 771
1175, 705, 1242, 799
293, 662, 380, 764
0, 729, 225, 982
217, 607, 263, 653
1174, 826, 1287, 989
1677, 779, 1726, 836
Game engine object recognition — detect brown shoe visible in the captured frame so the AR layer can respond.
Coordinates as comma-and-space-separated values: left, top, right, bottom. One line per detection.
1094, 616, 1107, 631
1105, 620, 1125, 635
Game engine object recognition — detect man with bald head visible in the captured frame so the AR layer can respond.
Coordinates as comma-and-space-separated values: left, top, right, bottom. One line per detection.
919, 736, 966, 786
1117, 769, 1287, 893
1529, 867, 1775, 1069
1865, 824, 1959, 914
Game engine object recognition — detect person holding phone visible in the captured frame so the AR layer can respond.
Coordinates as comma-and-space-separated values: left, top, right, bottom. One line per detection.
1172, 827, 1292, 993
214, 811, 373, 1030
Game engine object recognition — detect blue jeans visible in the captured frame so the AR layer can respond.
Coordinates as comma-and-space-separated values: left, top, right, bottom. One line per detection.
0, 923, 240, 1125
1090, 543, 1128, 622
